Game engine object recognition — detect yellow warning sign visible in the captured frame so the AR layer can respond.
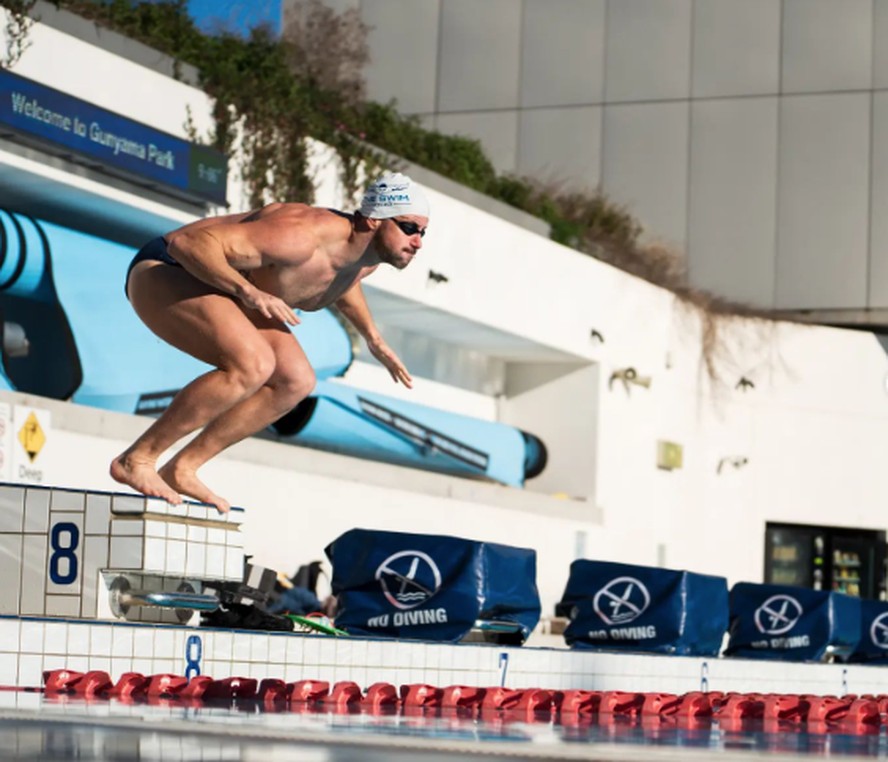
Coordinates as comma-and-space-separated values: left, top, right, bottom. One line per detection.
18, 411, 45, 463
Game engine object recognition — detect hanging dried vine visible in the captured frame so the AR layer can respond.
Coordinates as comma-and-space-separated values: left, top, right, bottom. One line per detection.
0, 0, 37, 69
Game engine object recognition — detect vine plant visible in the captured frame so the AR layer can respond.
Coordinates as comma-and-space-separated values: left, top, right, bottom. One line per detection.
0, 0, 36, 68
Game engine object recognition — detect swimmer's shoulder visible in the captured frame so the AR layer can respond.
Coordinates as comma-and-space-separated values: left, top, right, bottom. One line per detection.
242, 202, 310, 222
239, 204, 352, 254
268, 205, 354, 241
249, 203, 346, 228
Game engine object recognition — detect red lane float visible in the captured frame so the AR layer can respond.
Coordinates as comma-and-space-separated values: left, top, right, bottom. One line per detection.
554, 689, 602, 715
146, 673, 188, 698
109, 672, 150, 699
73, 670, 114, 698
600, 691, 645, 716
257, 678, 288, 705
287, 679, 329, 703
400, 683, 442, 707
363, 681, 399, 709
441, 684, 485, 709
324, 681, 363, 708
39, 670, 888, 735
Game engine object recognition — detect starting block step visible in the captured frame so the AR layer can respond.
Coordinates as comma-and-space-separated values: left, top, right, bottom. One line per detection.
0, 483, 246, 623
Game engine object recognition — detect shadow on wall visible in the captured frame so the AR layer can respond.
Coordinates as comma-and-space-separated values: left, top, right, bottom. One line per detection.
0, 210, 547, 487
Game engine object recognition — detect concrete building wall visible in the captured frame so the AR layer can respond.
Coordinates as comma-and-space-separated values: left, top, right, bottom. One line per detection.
315, 0, 888, 320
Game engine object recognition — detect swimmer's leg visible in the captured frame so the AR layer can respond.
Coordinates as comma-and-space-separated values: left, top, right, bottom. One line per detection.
110, 262, 279, 506
157, 316, 315, 513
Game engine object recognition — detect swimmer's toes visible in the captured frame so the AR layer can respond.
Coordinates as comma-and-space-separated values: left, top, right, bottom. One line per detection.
158, 465, 230, 514
111, 457, 182, 504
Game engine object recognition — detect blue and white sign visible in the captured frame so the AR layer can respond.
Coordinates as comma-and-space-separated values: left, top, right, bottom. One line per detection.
327, 528, 541, 642
375, 549, 442, 610
754, 594, 804, 636
848, 599, 888, 664
560, 560, 728, 656
0, 69, 227, 203
593, 576, 651, 625
725, 582, 861, 662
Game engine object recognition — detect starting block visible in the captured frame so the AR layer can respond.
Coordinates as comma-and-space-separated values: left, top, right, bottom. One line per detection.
0, 483, 246, 625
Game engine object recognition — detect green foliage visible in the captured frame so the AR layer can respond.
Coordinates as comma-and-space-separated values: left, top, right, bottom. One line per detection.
199, 28, 316, 206
357, 103, 499, 194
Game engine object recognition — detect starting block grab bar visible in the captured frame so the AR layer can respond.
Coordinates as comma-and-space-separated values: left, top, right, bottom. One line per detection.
118, 590, 220, 612
106, 574, 219, 623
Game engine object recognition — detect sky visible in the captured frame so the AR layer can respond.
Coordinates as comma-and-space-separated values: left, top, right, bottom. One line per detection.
179, 0, 282, 36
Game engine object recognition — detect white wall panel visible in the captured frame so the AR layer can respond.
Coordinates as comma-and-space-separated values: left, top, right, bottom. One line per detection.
869, 93, 888, 308
602, 101, 689, 249
874, 0, 888, 89
437, 0, 522, 111
517, 107, 602, 193
362, 0, 440, 114
776, 94, 870, 309
520, 0, 605, 107
692, 0, 781, 98
688, 97, 779, 307
782, 0, 873, 93
604, 0, 692, 102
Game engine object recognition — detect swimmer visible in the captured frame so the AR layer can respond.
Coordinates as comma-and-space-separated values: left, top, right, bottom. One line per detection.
110, 172, 429, 513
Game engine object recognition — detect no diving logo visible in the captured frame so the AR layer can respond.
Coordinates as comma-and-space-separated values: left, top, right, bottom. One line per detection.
593, 576, 651, 625
870, 612, 888, 649
375, 550, 442, 610
754, 594, 803, 635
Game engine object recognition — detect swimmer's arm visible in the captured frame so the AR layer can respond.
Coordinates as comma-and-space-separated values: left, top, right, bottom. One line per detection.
167, 220, 313, 324
335, 282, 381, 343
336, 282, 413, 388
169, 215, 316, 273
166, 226, 260, 296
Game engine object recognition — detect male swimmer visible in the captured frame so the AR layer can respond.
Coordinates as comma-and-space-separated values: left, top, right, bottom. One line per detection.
111, 172, 429, 513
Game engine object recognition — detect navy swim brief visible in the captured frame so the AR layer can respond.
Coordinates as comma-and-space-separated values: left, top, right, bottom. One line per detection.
125, 236, 181, 298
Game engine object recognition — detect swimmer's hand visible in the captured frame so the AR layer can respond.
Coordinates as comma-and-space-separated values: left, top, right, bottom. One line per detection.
240, 287, 300, 326
367, 337, 413, 388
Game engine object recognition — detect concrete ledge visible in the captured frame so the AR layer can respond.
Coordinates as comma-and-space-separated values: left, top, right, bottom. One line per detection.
3, 390, 601, 524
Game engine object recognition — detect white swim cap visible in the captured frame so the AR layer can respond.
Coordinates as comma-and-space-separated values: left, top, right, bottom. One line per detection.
359, 172, 430, 219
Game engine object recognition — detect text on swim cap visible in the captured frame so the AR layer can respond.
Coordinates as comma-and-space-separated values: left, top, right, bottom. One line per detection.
366, 193, 410, 206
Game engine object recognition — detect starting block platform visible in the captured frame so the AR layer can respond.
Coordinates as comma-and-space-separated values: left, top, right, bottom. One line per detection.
0, 483, 244, 625
1, 483, 887, 706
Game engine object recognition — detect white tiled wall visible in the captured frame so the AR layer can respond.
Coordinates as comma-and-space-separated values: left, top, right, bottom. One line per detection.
1, 614, 882, 699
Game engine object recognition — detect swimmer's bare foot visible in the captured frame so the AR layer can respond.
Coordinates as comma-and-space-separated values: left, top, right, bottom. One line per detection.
110, 453, 182, 505
158, 460, 230, 514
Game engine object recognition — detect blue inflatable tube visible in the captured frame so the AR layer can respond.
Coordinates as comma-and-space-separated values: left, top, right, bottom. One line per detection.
272, 379, 547, 486
0, 210, 353, 410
